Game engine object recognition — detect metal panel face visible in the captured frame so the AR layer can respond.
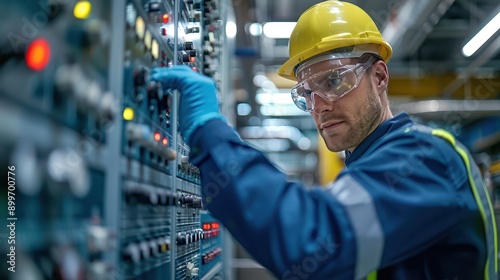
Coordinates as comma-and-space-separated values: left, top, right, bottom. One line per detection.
0, 0, 229, 279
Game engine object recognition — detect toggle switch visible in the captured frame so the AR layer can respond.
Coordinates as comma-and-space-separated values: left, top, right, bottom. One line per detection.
139, 241, 150, 260
186, 262, 199, 278
181, 52, 190, 62
123, 243, 141, 263
177, 232, 188, 245
47, 148, 90, 198
183, 42, 194, 50
149, 240, 159, 256
145, 1, 161, 12
87, 225, 115, 253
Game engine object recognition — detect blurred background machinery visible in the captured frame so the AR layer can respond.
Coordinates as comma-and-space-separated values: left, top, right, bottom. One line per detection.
1, 0, 500, 280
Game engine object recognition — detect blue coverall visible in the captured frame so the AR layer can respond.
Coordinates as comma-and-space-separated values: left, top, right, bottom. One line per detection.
189, 112, 497, 280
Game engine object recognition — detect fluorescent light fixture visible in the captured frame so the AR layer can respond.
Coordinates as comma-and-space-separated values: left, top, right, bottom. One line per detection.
226, 21, 237, 38
260, 104, 309, 116
263, 22, 296, 39
298, 137, 311, 150
253, 74, 267, 87
255, 92, 293, 105
237, 103, 252, 116
248, 23, 262, 36
462, 11, 500, 57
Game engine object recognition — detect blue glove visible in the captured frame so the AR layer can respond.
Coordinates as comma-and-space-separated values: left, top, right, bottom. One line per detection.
150, 65, 225, 144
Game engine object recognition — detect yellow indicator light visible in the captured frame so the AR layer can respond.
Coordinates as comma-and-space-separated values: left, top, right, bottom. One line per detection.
151, 39, 159, 59
135, 17, 145, 39
123, 107, 134, 121
74, 1, 92, 19
161, 243, 166, 252
144, 30, 152, 50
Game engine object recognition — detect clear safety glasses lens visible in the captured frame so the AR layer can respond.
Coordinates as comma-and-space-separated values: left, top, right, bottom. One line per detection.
291, 57, 374, 112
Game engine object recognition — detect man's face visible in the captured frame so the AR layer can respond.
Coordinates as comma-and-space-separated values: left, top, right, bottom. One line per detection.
297, 58, 383, 152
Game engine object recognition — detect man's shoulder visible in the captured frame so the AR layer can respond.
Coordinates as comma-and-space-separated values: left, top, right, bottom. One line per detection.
368, 122, 458, 162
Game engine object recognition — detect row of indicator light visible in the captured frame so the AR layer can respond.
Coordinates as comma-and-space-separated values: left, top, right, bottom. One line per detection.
125, 122, 176, 160
126, 2, 172, 60
202, 247, 222, 265
133, 16, 199, 63
202, 222, 220, 231
134, 17, 162, 60
202, 222, 220, 239
123, 108, 170, 146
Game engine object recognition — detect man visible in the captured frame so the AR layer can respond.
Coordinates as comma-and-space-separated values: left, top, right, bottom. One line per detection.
152, 1, 497, 279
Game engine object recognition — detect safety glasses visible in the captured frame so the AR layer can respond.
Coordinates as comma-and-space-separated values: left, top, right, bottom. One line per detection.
291, 56, 376, 112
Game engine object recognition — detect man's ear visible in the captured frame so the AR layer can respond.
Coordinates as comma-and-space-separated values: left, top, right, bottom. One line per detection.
372, 61, 389, 89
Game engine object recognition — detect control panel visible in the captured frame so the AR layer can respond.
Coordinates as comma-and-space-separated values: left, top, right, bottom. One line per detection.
0, 0, 230, 279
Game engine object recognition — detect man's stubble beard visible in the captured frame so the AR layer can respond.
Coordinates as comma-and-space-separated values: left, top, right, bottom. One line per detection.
324, 87, 382, 152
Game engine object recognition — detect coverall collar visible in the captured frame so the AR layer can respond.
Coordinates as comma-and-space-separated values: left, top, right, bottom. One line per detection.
344, 112, 413, 166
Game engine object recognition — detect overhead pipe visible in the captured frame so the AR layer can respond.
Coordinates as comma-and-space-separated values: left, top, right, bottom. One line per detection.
382, 0, 456, 60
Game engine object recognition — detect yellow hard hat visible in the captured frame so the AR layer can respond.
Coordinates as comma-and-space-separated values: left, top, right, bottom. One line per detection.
278, 0, 393, 81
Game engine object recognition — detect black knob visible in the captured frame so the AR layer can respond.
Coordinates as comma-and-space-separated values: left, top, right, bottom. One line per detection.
183, 42, 194, 50
177, 232, 188, 245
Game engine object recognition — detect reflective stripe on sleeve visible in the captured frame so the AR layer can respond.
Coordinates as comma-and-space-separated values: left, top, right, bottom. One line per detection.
328, 175, 384, 279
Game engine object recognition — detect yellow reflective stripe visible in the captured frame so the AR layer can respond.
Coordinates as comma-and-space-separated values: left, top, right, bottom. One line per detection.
432, 129, 498, 277
367, 270, 377, 280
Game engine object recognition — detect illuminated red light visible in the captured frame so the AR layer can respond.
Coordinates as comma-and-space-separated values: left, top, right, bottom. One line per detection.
154, 132, 161, 141
162, 14, 170, 24
203, 223, 211, 230
192, 67, 197, 72
162, 137, 168, 146
190, 57, 196, 63
26, 38, 51, 71
211, 222, 219, 229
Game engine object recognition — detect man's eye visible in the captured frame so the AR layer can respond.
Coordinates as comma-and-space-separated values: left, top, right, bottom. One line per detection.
326, 77, 342, 87
303, 89, 312, 98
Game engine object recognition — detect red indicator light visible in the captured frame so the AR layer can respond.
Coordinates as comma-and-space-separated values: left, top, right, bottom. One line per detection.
192, 67, 197, 72
26, 38, 51, 71
162, 14, 170, 24
203, 223, 211, 230
211, 222, 219, 229
154, 132, 161, 141
162, 137, 168, 146
190, 57, 196, 63
161, 27, 167, 36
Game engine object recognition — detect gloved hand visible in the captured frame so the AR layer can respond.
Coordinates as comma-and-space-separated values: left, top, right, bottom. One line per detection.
150, 65, 225, 144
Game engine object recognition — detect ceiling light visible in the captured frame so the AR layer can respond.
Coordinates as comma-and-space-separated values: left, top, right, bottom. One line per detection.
263, 22, 296, 39
248, 23, 262, 36
462, 11, 500, 57
226, 21, 237, 38
255, 91, 293, 105
260, 104, 309, 116
237, 103, 252, 116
